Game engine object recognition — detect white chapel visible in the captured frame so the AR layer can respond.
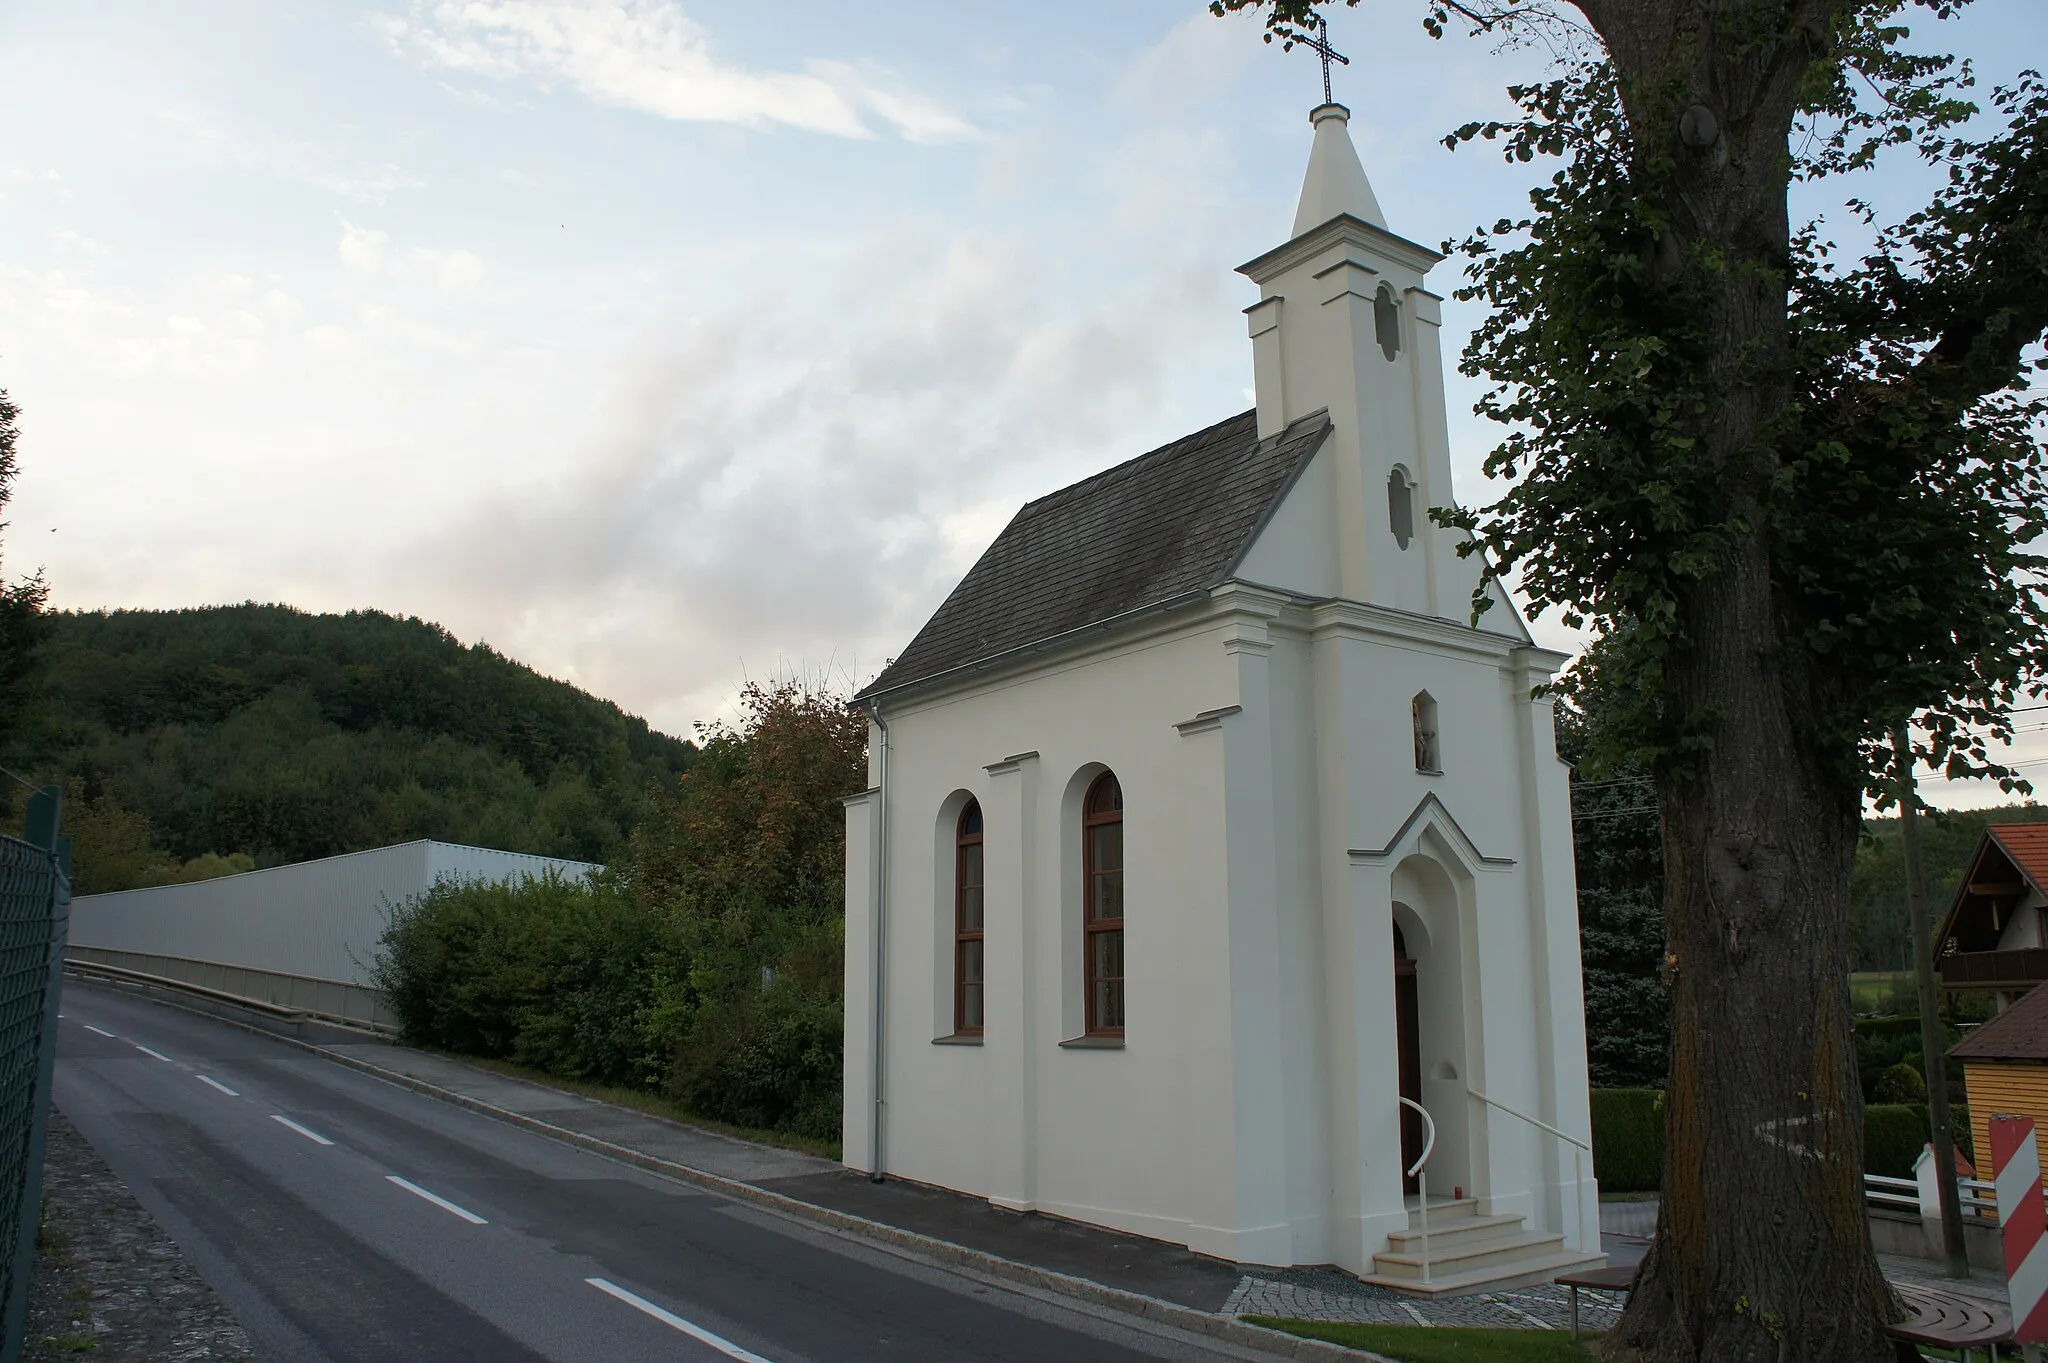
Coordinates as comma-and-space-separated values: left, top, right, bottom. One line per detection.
841, 100, 1602, 1291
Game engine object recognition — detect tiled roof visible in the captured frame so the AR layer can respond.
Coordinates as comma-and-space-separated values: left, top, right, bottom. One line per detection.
856, 409, 1332, 702
1951, 981, 2048, 1062
1990, 824, 2048, 891
1936, 820, 2048, 951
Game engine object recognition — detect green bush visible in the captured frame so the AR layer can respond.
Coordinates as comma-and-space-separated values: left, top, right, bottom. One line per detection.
665, 967, 845, 1141
1865, 1103, 1931, 1179
372, 680, 865, 1143
1874, 1061, 1927, 1104
1590, 1088, 1665, 1192
1855, 1015, 1961, 1101
374, 869, 684, 1088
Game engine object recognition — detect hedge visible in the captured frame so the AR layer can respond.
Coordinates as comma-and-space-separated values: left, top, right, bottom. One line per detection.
1591, 1090, 1933, 1189
1854, 1015, 1924, 1044
1590, 1089, 1665, 1192
1865, 1103, 1931, 1179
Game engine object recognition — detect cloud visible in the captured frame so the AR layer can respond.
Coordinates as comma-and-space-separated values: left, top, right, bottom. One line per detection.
0, 267, 276, 382
338, 221, 389, 271
411, 246, 487, 291
394, 210, 1238, 729
51, 228, 109, 258
153, 108, 420, 204
375, 0, 973, 142
338, 223, 487, 292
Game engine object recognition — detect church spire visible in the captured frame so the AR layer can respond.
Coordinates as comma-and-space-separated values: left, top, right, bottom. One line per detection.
1291, 102, 1385, 237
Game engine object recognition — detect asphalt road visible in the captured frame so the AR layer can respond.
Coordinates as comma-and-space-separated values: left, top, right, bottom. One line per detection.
55, 981, 1273, 1363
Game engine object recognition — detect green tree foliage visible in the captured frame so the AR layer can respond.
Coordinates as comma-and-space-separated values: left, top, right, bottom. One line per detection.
0, 380, 51, 753
373, 679, 867, 1142
630, 680, 868, 1140
4, 604, 694, 886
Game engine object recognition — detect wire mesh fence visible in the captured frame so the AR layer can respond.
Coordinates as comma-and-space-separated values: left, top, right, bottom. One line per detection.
0, 793, 69, 1362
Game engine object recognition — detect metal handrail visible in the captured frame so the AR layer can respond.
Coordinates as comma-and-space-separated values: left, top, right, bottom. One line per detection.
1469, 1087, 1591, 1252
1399, 1096, 1438, 1285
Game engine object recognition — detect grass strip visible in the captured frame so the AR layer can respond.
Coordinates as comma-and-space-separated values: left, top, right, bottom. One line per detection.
442, 1051, 842, 1161
1242, 1316, 1598, 1361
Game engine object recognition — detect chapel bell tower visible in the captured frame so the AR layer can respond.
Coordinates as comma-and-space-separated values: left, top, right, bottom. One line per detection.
1237, 102, 1470, 622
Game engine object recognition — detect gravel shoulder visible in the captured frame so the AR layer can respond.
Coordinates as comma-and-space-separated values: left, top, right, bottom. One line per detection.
26, 1106, 257, 1362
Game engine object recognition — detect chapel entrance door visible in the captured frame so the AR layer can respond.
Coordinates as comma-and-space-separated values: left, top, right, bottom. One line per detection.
1394, 921, 1423, 1196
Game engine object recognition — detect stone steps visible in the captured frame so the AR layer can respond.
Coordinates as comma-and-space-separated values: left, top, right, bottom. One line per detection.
1383, 1210, 1527, 1253
1360, 1246, 1610, 1297
1365, 1202, 1606, 1296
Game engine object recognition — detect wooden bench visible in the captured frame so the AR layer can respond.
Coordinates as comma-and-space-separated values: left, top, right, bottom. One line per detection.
1885, 1283, 2015, 1362
1556, 1262, 1638, 1340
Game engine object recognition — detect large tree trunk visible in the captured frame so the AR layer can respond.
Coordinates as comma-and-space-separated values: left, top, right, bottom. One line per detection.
1601, 545, 1904, 1361
1568, 2, 1912, 1358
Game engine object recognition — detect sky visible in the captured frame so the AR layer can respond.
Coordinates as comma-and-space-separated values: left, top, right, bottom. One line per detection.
0, 0, 2042, 808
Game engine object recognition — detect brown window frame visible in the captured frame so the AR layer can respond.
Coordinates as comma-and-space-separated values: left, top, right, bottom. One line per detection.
954, 800, 985, 1036
1083, 772, 1125, 1037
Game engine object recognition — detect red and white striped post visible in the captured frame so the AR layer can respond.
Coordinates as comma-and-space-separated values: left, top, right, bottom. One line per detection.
1991, 1113, 2048, 1354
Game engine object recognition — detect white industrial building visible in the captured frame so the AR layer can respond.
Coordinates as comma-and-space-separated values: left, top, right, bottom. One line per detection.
68, 839, 596, 1029
842, 103, 1600, 1291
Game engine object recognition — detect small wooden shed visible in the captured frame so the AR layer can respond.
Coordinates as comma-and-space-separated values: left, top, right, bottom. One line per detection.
1949, 981, 2048, 1163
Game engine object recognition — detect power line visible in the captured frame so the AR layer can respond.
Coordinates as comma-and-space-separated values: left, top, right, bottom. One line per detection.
0, 766, 46, 796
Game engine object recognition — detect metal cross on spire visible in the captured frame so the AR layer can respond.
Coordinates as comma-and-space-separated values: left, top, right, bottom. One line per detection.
1295, 13, 1349, 106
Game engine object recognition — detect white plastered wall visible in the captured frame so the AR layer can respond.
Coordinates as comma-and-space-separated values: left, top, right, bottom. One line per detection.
843, 588, 1598, 1271
845, 611, 1272, 1256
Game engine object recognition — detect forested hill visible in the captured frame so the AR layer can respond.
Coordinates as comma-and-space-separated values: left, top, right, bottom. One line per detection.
6, 605, 695, 891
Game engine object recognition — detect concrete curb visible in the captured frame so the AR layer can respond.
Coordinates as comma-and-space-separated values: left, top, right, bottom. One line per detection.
64, 970, 1388, 1361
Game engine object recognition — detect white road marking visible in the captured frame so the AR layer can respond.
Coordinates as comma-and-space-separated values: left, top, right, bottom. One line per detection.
270, 1115, 334, 1146
134, 1045, 173, 1063
197, 1075, 238, 1097
83, 1025, 115, 1038
586, 1278, 776, 1362
385, 1176, 487, 1225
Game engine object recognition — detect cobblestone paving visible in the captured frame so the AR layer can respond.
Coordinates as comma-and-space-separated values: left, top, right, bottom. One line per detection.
26, 1109, 256, 1362
1226, 1252, 1993, 1333
1223, 1264, 1629, 1331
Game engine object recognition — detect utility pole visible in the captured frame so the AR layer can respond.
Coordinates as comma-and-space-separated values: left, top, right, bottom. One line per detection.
1896, 725, 1969, 1278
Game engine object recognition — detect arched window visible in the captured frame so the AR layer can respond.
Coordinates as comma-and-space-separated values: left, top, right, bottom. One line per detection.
955, 800, 984, 1035
1388, 465, 1415, 550
1412, 692, 1440, 773
1083, 772, 1125, 1036
1374, 283, 1401, 362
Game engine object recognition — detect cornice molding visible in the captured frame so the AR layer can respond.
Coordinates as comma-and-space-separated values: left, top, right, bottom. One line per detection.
1174, 705, 1242, 737
1237, 214, 1445, 285
1303, 598, 1525, 662
1349, 792, 1516, 871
